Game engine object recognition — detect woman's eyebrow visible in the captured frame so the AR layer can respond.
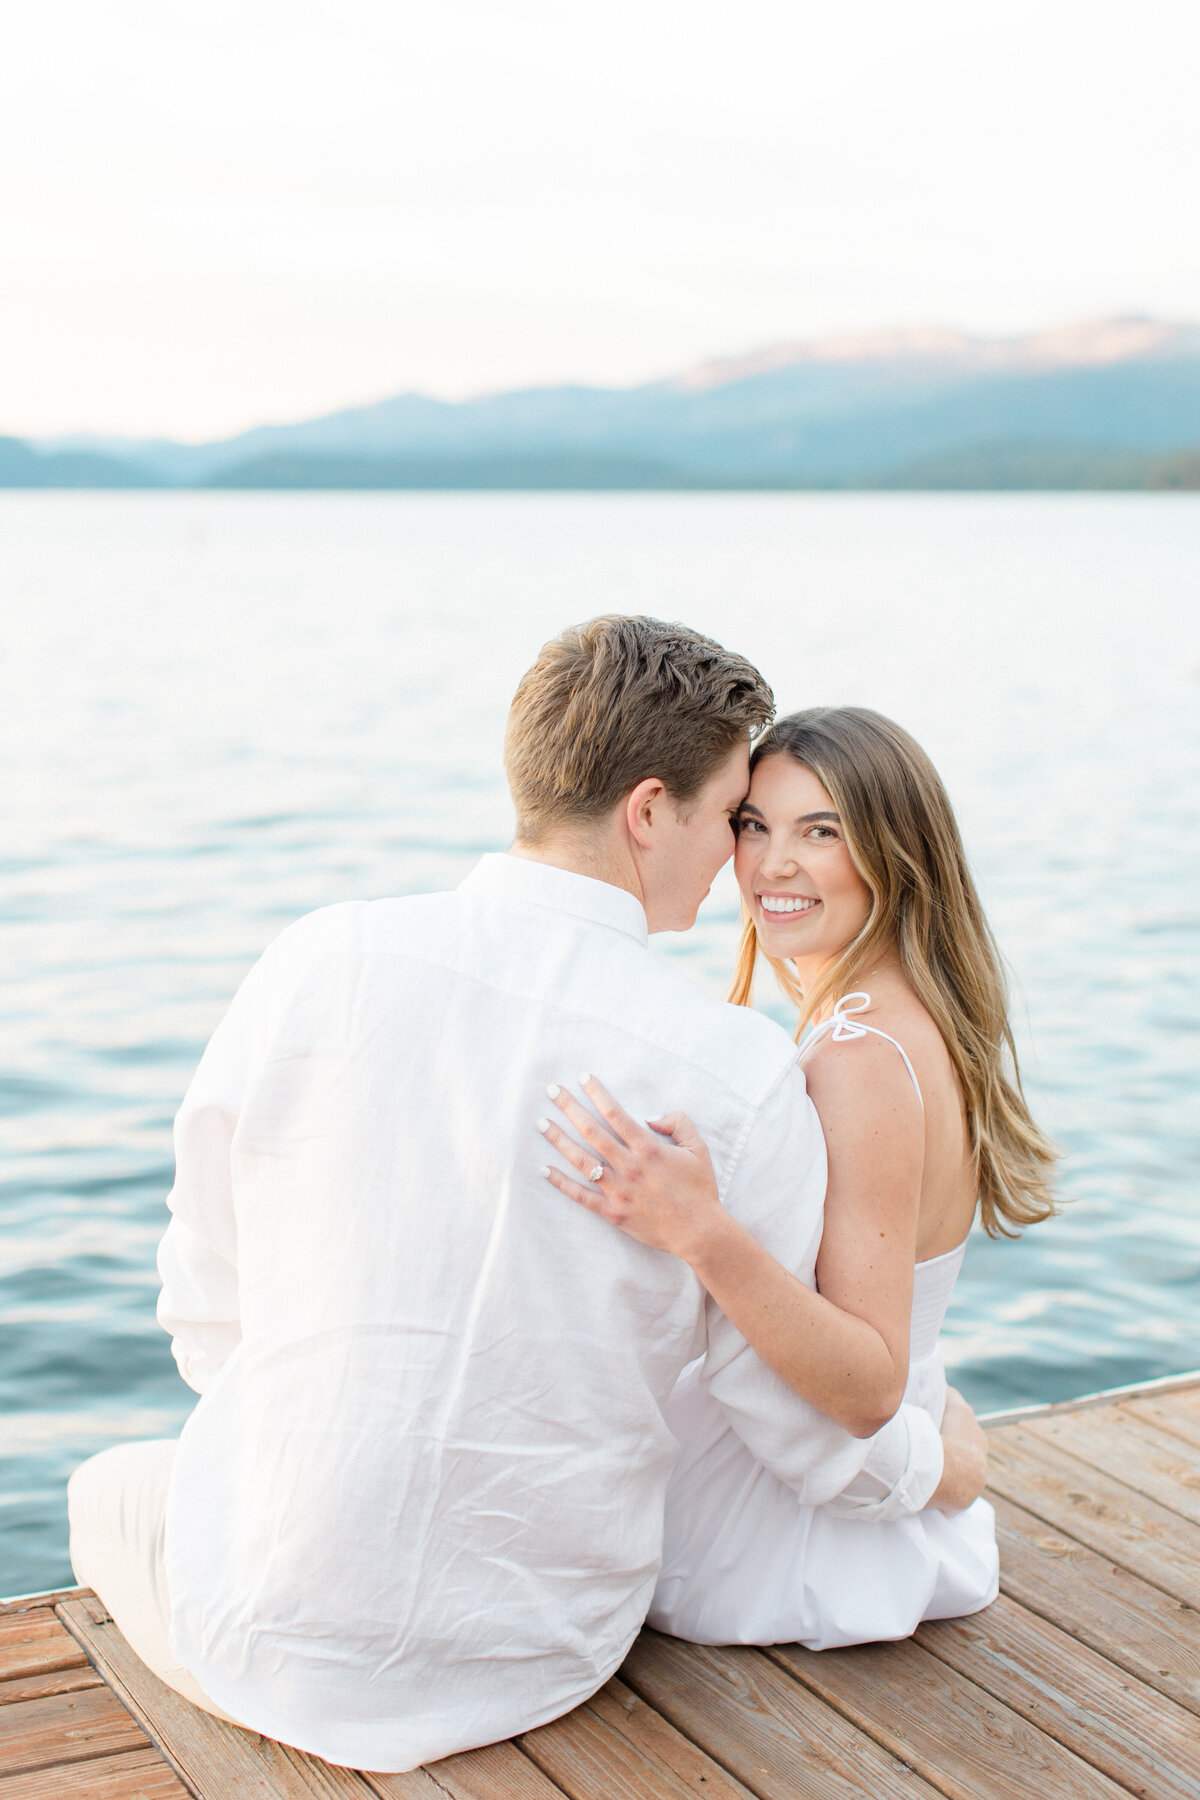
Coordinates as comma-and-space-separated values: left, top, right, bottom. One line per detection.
737, 804, 841, 824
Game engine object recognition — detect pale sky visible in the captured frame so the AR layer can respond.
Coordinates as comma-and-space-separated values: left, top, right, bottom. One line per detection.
3, 0, 1198, 440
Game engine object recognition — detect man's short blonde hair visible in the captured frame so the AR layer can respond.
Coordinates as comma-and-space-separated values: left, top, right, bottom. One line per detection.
505, 615, 774, 841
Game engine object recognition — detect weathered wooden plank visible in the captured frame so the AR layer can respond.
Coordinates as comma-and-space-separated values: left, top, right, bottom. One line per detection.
0, 1745, 188, 1798
620, 1632, 942, 1800
0, 1665, 105, 1707
518, 1674, 755, 1800
0, 1591, 90, 1620
269, 1744, 378, 1800
992, 1491, 1200, 1716
987, 1425, 1200, 1605
917, 1592, 1200, 1799
0, 1611, 91, 1683
1124, 1389, 1200, 1452
1019, 1406, 1200, 1527
0, 1688, 148, 1779
372, 1741, 568, 1799
362, 1769, 460, 1800
0, 1615, 62, 1648
591, 1679, 754, 1798
770, 1636, 1134, 1800
57, 1596, 373, 1800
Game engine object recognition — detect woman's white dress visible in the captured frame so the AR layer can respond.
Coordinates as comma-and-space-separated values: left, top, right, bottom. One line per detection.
648, 997, 999, 1649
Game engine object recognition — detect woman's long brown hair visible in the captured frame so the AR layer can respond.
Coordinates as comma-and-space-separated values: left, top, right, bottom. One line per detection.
730, 707, 1058, 1238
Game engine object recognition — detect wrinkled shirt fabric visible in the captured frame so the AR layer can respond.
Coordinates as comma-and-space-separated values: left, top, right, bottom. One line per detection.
157, 853, 943, 1771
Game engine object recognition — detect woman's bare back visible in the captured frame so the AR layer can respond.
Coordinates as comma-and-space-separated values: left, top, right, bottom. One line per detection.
801, 973, 977, 1263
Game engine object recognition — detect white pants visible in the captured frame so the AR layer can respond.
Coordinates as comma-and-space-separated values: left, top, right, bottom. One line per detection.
67, 1439, 243, 1725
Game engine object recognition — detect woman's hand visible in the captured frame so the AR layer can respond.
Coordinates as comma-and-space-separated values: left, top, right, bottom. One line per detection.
930, 1386, 989, 1512
538, 1075, 725, 1262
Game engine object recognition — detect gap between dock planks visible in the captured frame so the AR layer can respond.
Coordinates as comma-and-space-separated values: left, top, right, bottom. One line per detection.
1, 1371, 1199, 1799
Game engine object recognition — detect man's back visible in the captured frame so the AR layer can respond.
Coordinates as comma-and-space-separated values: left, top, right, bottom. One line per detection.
159, 853, 812, 1769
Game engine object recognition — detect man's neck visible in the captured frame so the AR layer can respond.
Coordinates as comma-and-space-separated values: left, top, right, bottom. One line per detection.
509, 830, 643, 906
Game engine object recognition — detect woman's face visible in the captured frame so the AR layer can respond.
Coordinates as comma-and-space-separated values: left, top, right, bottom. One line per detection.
734, 754, 873, 971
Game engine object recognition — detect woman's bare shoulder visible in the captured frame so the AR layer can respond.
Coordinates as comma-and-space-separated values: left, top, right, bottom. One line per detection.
801, 1025, 923, 1115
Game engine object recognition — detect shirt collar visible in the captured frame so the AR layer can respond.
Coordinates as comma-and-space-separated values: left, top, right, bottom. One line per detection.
460, 853, 650, 947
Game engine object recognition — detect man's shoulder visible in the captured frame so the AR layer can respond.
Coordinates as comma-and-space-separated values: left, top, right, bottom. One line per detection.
262, 892, 799, 1110
267, 891, 458, 963
621, 951, 800, 1107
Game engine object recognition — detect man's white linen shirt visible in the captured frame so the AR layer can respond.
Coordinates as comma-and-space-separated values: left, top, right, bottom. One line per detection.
157, 853, 944, 1771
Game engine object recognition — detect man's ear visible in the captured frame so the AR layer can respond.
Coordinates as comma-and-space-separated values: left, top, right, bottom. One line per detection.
624, 777, 667, 851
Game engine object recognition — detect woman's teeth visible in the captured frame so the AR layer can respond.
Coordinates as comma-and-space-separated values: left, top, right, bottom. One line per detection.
760, 896, 818, 915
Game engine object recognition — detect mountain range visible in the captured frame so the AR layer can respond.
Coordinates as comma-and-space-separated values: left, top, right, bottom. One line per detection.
5, 316, 1200, 491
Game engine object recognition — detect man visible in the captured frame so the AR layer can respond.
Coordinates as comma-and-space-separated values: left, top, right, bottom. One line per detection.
68, 615, 986, 1772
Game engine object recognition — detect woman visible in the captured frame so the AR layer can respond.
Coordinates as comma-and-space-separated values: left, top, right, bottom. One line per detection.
539, 706, 1057, 1647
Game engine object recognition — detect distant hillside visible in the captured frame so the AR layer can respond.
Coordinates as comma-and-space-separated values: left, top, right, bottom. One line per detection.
10, 317, 1200, 491
0, 435, 162, 488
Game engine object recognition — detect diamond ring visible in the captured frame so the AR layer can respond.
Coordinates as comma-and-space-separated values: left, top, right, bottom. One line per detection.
588, 1162, 606, 1184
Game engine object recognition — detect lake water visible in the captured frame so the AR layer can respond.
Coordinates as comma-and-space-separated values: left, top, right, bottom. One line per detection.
2, 491, 1198, 1596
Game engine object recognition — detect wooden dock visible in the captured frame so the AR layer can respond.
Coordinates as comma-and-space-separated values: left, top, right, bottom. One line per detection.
4, 1372, 1200, 1799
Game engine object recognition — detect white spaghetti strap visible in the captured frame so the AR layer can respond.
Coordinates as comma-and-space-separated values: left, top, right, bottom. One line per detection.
797, 991, 924, 1111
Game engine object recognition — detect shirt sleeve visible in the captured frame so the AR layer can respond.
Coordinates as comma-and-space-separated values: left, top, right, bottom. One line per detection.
820, 1405, 944, 1519
156, 946, 275, 1395
695, 1061, 944, 1519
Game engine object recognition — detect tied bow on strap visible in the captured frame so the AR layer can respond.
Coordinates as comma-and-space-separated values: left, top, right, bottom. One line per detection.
828, 992, 872, 1040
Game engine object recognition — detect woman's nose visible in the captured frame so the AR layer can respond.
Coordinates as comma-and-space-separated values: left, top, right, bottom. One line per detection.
761, 843, 799, 879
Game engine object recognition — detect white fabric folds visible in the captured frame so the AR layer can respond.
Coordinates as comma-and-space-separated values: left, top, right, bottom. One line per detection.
650, 1240, 999, 1645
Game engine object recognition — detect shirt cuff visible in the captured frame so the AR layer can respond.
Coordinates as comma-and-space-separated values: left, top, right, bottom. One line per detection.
822, 1405, 945, 1521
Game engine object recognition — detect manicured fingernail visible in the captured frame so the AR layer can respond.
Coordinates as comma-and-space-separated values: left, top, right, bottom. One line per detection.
536, 1117, 551, 1133
546, 1083, 561, 1099
539, 1165, 551, 1179
579, 1072, 592, 1086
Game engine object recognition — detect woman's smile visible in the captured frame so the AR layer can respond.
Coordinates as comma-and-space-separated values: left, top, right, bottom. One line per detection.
757, 892, 821, 917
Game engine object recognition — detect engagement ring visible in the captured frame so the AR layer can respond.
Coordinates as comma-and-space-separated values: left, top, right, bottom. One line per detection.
588, 1162, 605, 1184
